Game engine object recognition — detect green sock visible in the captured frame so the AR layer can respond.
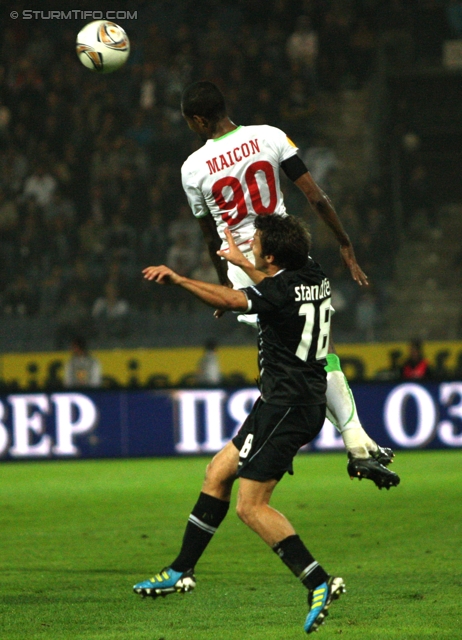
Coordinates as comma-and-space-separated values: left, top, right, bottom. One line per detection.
325, 353, 342, 373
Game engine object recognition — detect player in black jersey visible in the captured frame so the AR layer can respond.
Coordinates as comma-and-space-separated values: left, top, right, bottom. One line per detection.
136, 215, 347, 634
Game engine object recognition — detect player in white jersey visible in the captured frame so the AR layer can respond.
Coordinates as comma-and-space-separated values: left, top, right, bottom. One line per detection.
180, 81, 395, 481
181, 123, 294, 288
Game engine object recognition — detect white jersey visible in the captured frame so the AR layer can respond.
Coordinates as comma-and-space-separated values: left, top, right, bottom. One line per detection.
181, 124, 298, 250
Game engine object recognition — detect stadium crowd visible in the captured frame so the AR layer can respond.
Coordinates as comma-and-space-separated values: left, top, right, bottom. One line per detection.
0, 0, 454, 347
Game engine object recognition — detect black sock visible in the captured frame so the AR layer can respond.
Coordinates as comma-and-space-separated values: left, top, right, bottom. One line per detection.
170, 492, 230, 572
273, 534, 329, 590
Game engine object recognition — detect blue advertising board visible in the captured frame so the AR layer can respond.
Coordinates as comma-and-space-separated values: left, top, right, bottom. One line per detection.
0, 381, 461, 460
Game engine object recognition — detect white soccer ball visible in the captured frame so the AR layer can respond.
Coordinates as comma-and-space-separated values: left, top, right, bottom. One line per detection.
76, 20, 130, 74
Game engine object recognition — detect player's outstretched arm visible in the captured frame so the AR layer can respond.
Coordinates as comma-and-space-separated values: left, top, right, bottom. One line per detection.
142, 265, 248, 311
294, 171, 369, 287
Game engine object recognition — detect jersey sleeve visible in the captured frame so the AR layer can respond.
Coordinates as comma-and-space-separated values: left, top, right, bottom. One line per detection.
241, 275, 288, 314
181, 162, 210, 218
265, 125, 299, 165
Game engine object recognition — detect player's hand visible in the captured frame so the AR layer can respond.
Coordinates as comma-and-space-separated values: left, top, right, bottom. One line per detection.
339, 245, 369, 286
217, 228, 252, 268
142, 265, 182, 285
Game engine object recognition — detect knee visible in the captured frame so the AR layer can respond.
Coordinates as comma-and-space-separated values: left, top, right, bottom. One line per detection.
203, 460, 234, 499
203, 460, 220, 491
236, 499, 257, 527
204, 460, 214, 481
204, 459, 223, 487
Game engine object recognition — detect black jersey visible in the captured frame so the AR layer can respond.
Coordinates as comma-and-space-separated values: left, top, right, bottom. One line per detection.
242, 259, 331, 406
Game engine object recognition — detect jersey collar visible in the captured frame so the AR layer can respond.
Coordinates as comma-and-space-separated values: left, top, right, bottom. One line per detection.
211, 125, 243, 142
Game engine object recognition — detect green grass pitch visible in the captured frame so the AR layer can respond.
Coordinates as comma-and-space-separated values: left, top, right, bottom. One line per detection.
0, 450, 461, 639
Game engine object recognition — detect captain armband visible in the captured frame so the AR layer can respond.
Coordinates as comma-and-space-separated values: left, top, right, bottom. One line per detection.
280, 155, 308, 182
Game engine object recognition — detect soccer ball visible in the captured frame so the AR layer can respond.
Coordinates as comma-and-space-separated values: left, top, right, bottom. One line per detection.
76, 20, 130, 74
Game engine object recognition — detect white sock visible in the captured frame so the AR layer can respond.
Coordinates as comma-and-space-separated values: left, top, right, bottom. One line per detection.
326, 369, 378, 458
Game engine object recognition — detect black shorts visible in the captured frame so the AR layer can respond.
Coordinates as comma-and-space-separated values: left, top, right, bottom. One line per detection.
232, 398, 326, 482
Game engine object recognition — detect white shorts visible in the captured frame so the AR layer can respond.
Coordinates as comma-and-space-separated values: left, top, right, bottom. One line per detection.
227, 245, 255, 290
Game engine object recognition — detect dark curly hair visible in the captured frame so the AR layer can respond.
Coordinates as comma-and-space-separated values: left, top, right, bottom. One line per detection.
254, 215, 311, 270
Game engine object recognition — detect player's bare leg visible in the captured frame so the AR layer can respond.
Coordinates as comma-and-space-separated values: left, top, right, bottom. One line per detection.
202, 440, 239, 500
236, 477, 294, 546
236, 477, 345, 634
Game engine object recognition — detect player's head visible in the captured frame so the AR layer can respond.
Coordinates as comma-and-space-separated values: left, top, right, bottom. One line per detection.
181, 81, 227, 136
252, 215, 311, 271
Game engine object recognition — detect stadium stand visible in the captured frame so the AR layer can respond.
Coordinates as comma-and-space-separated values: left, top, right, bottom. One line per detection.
0, 0, 459, 351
